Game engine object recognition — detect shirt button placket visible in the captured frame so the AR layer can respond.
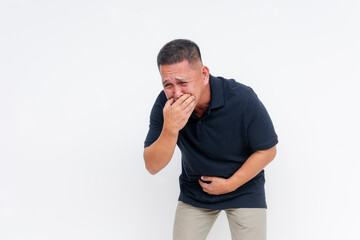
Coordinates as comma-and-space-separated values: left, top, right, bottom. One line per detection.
197, 120, 203, 141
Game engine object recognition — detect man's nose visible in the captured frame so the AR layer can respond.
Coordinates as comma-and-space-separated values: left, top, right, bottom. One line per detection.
174, 86, 183, 101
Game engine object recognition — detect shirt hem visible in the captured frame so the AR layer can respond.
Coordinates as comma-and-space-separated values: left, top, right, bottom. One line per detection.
178, 195, 267, 210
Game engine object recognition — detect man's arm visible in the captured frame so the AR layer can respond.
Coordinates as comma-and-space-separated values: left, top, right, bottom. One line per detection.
199, 145, 277, 195
144, 128, 178, 175
144, 94, 196, 175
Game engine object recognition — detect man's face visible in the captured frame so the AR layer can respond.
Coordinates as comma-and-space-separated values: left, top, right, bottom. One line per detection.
159, 60, 209, 106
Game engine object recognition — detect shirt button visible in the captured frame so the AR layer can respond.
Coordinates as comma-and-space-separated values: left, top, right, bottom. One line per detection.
199, 121, 202, 124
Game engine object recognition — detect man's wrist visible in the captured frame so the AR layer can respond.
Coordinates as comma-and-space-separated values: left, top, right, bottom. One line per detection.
227, 174, 243, 192
162, 124, 179, 138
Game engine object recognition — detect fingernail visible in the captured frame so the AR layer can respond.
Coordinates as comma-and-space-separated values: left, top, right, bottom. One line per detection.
201, 176, 204, 180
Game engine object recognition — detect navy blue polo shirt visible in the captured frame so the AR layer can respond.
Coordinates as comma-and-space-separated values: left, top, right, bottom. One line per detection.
144, 75, 278, 210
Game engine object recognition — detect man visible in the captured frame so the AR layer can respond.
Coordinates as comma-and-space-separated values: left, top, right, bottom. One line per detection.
144, 39, 278, 240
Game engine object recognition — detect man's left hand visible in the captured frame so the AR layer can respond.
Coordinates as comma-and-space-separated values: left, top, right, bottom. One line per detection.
198, 176, 236, 195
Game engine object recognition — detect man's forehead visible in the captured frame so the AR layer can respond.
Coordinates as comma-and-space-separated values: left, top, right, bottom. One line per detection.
159, 59, 201, 71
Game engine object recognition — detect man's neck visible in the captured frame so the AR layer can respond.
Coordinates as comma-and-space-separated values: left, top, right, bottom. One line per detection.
194, 83, 211, 118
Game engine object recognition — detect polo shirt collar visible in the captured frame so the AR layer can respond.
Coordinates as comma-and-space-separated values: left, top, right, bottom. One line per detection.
209, 74, 224, 109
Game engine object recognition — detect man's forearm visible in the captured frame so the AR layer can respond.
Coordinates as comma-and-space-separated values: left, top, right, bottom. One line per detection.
144, 127, 179, 175
228, 146, 277, 191
144, 94, 196, 175
198, 146, 277, 195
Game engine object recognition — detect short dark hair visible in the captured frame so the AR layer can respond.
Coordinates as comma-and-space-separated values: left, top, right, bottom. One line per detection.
157, 39, 202, 68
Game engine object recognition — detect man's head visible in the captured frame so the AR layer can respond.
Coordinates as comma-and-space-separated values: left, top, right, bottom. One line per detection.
157, 39, 202, 68
157, 39, 210, 108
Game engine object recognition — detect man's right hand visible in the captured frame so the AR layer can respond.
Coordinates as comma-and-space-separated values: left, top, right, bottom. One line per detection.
163, 94, 196, 133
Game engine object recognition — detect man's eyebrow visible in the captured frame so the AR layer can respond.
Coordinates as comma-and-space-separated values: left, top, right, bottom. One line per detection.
162, 78, 188, 86
175, 77, 187, 81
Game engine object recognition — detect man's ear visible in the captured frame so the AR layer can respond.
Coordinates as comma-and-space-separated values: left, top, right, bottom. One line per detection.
202, 65, 210, 84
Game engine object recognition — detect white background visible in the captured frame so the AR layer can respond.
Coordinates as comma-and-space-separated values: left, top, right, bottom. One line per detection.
1, 0, 359, 239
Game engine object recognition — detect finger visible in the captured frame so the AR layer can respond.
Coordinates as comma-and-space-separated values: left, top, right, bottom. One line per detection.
183, 99, 196, 115
198, 179, 204, 187
180, 95, 196, 110
201, 176, 213, 182
164, 98, 174, 110
173, 94, 191, 107
198, 180, 209, 192
181, 97, 196, 117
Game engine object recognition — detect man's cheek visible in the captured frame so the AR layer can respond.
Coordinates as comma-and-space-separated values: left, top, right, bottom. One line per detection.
164, 92, 173, 101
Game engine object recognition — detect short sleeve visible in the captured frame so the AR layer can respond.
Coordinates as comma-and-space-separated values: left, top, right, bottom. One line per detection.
244, 88, 278, 151
144, 91, 167, 148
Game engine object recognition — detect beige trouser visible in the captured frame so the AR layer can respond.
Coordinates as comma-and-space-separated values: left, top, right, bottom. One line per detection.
173, 201, 266, 240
